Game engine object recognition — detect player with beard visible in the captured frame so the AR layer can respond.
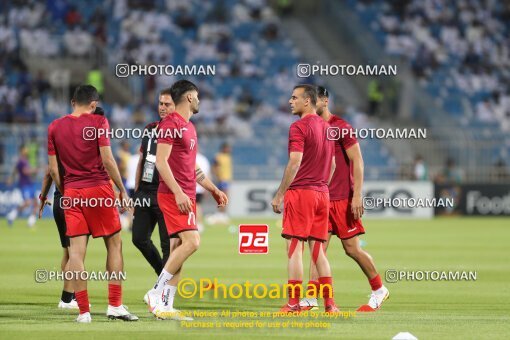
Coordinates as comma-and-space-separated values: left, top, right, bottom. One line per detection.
145, 80, 228, 320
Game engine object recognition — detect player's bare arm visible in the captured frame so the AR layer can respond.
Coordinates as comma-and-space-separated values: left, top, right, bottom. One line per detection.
134, 150, 143, 192
156, 143, 192, 214
38, 168, 53, 218
271, 151, 303, 213
48, 155, 63, 194
99, 145, 130, 211
195, 164, 228, 207
346, 143, 364, 219
328, 156, 336, 185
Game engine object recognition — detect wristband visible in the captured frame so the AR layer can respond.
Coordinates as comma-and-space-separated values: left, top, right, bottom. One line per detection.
39, 194, 47, 201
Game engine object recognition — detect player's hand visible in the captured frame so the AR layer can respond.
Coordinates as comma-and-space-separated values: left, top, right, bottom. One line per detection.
212, 189, 228, 207
351, 195, 364, 220
271, 193, 284, 214
119, 190, 133, 214
175, 191, 192, 214
38, 198, 51, 219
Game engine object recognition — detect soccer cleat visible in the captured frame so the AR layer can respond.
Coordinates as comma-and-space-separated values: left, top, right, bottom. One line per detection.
58, 299, 79, 309
153, 305, 193, 321
145, 289, 160, 312
357, 286, 390, 312
325, 304, 340, 314
279, 304, 302, 313
299, 297, 319, 311
76, 312, 92, 323
107, 305, 139, 321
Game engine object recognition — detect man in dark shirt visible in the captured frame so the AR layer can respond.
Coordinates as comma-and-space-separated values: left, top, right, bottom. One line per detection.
132, 88, 174, 277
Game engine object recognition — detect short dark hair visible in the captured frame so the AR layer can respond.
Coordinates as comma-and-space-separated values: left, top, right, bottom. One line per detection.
93, 106, 105, 116
170, 80, 198, 105
160, 87, 172, 96
72, 85, 99, 106
317, 85, 329, 98
293, 84, 317, 106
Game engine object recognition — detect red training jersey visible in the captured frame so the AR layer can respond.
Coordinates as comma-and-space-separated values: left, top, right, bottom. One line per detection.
47, 113, 111, 189
157, 111, 197, 199
288, 113, 334, 192
328, 115, 358, 200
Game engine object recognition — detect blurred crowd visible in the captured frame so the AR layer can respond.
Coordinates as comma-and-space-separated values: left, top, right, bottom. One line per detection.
369, 0, 510, 130
0, 0, 303, 134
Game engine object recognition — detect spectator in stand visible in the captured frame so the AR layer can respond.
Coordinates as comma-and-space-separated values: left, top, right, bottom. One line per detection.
413, 155, 428, 181
64, 5, 81, 27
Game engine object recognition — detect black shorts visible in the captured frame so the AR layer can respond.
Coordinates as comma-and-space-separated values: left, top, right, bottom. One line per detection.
53, 191, 70, 248
196, 192, 204, 204
132, 190, 169, 240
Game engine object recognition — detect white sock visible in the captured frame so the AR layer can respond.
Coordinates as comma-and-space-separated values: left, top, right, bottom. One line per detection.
374, 286, 386, 294
162, 285, 177, 308
153, 269, 173, 294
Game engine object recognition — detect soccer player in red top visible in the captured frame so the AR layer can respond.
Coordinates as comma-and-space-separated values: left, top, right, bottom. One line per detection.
271, 84, 339, 313
300, 86, 389, 312
145, 80, 228, 320
47, 85, 138, 323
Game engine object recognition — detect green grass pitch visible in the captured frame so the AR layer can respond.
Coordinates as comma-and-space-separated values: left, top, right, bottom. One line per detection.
0, 217, 509, 339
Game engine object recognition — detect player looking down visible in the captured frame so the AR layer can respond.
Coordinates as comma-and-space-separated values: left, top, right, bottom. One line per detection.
144, 80, 228, 321
47, 85, 138, 323
271, 84, 339, 313
300, 86, 389, 312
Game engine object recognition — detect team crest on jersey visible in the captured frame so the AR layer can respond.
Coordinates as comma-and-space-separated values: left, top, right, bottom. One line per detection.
190, 138, 196, 150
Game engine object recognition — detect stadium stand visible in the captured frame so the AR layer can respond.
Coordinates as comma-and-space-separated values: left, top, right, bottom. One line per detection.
0, 0, 396, 181
348, 0, 510, 173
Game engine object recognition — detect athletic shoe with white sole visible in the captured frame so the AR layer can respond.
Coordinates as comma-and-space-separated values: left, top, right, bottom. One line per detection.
357, 286, 390, 312
76, 312, 91, 323
299, 297, 319, 311
107, 305, 139, 321
145, 289, 160, 312
153, 304, 193, 321
58, 299, 79, 309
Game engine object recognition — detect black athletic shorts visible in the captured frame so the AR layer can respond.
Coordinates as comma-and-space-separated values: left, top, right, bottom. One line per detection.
53, 191, 69, 248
